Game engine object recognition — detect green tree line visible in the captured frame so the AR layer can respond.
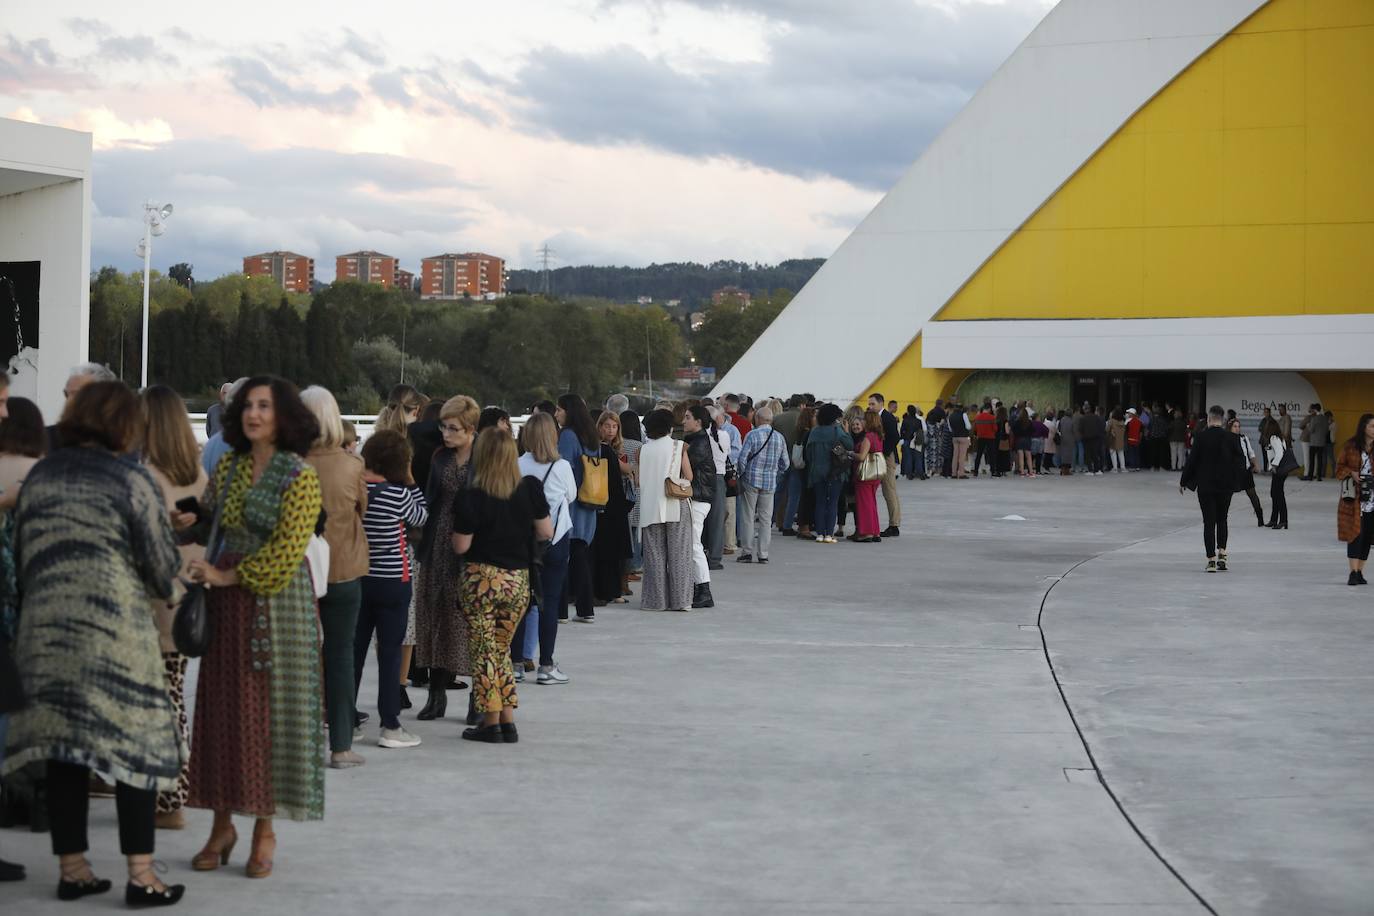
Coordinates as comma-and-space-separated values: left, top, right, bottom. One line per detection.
507, 258, 823, 304
89, 269, 688, 413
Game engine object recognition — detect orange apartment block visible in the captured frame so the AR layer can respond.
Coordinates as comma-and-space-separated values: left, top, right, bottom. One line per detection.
336, 250, 398, 287
394, 267, 415, 292
243, 251, 315, 293
420, 252, 505, 299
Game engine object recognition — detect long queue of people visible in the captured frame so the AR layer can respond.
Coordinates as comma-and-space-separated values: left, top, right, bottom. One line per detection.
1, 367, 1371, 909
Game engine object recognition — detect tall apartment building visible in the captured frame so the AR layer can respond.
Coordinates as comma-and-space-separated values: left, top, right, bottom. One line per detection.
243, 251, 315, 293
420, 252, 505, 300
394, 267, 415, 292
336, 250, 398, 287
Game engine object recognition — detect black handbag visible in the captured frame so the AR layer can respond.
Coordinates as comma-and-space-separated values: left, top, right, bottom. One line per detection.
172, 456, 237, 658
529, 466, 560, 600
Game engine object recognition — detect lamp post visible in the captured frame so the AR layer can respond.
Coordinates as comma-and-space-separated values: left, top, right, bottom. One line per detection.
136, 202, 173, 389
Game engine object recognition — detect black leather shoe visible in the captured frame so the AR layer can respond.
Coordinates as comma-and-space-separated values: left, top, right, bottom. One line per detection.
126, 881, 186, 907
465, 693, 480, 726
692, 584, 715, 609
780, 528, 797, 536
881, 526, 900, 537
0, 858, 23, 882
58, 875, 112, 901
461, 723, 505, 743
499, 722, 519, 743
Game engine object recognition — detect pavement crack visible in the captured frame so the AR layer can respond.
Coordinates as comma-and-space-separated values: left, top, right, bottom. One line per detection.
1035, 524, 1219, 916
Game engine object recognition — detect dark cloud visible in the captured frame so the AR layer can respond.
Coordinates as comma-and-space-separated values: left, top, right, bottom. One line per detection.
224, 56, 361, 113
510, 0, 1047, 189
368, 70, 413, 108
89, 140, 480, 280
340, 28, 387, 66
0, 34, 93, 92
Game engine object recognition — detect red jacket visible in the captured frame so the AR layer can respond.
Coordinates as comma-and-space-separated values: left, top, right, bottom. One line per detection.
729, 412, 753, 442
973, 411, 996, 439
1125, 417, 1143, 446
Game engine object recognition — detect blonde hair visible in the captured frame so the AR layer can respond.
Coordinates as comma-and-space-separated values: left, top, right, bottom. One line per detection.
596, 410, 623, 453
519, 411, 560, 463
141, 386, 201, 486
439, 394, 480, 429
301, 385, 345, 449
376, 384, 427, 436
472, 427, 521, 500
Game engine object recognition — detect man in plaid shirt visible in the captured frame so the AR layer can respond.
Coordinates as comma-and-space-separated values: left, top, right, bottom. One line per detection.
736, 407, 790, 564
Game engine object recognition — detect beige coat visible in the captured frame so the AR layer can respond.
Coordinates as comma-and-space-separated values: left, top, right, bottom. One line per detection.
305, 447, 369, 582
147, 463, 208, 653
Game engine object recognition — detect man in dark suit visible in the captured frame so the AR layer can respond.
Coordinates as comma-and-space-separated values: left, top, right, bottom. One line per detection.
1180, 404, 1245, 572
869, 392, 902, 537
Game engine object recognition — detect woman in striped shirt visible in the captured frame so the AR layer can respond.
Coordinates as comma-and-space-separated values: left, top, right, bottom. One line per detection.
355, 431, 428, 749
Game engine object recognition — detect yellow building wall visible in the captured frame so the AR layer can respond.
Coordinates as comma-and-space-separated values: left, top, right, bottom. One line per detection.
866, 0, 1373, 426
865, 335, 970, 411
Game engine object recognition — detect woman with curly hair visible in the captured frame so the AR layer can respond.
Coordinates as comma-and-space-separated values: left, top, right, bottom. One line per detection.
184, 376, 325, 880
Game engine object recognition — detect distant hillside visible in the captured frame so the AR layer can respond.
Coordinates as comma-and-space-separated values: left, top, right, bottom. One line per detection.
507, 259, 824, 305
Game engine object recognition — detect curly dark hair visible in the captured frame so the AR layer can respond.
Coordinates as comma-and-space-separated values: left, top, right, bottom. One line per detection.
222, 375, 319, 457
361, 429, 413, 485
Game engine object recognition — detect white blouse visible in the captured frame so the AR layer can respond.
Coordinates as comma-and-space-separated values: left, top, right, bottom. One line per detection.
637, 435, 685, 527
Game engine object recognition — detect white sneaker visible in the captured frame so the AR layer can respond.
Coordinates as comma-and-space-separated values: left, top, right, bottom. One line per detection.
513, 667, 524, 683
537, 664, 569, 685
378, 726, 422, 749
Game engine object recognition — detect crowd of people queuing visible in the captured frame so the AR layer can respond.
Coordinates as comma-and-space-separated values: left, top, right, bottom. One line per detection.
0, 363, 1370, 906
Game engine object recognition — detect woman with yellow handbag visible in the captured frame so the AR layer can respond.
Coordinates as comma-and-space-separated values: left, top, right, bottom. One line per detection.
852, 410, 886, 543
555, 394, 603, 623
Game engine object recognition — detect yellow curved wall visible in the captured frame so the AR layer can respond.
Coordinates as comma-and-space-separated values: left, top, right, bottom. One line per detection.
868, 0, 1373, 416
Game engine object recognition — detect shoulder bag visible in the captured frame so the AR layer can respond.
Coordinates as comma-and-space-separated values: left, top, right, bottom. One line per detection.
858, 438, 885, 482
665, 440, 693, 500
790, 440, 806, 469
530, 468, 561, 599
712, 429, 738, 496
173, 454, 239, 658
577, 446, 609, 508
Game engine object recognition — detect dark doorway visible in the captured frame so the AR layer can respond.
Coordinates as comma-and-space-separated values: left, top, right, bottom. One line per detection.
1070, 371, 1202, 416
0, 261, 41, 366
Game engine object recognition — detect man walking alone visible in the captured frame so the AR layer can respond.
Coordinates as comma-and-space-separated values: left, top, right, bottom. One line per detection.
1181, 405, 1244, 573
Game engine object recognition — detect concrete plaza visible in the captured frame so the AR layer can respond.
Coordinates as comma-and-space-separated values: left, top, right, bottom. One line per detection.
2, 472, 1370, 915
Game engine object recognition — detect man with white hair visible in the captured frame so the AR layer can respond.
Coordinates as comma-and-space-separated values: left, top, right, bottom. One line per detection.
735, 406, 790, 565
46, 362, 119, 450
605, 392, 630, 416
200, 377, 250, 475
205, 380, 234, 438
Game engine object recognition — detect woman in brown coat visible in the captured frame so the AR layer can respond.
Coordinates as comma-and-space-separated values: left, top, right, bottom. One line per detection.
1335, 412, 1374, 586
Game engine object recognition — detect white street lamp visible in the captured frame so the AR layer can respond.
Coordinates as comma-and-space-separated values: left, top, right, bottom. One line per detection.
138, 202, 173, 388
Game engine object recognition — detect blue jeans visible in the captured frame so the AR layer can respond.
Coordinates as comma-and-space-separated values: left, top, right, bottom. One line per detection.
814, 479, 842, 537
782, 467, 805, 529
630, 522, 643, 572
513, 534, 571, 668
1075, 441, 1084, 467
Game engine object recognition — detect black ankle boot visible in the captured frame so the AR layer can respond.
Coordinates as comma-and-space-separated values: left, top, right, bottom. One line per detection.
416, 670, 448, 721
465, 692, 480, 726
691, 583, 714, 609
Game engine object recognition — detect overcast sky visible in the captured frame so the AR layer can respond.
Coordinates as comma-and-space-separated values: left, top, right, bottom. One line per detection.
3, 0, 1052, 280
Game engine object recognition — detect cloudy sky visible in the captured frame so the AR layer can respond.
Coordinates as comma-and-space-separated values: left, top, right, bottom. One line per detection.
3, 0, 1052, 280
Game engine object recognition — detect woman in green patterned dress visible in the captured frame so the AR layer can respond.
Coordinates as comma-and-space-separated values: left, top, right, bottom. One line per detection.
184, 376, 324, 880
4, 381, 188, 904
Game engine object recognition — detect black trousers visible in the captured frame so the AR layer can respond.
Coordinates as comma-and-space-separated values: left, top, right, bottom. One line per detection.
1348, 510, 1374, 562
1197, 490, 1233, 558
562, 539, 594, 620
1309, 447, 1328, 480
974, 439, 995, 475
1269, 473, 1288, 525
1082, 438, 1103, 473
355, 577, 411, 731
47, 760, 155, 856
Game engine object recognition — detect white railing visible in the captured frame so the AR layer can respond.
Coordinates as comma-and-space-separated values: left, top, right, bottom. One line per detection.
189, 414, 528, 445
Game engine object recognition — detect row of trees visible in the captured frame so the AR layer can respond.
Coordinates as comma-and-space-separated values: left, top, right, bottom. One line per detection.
507, 259, 823, 304
89, 269, 687, 413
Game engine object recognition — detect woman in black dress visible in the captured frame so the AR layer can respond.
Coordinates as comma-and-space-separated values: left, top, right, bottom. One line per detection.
591, 411, 632, 604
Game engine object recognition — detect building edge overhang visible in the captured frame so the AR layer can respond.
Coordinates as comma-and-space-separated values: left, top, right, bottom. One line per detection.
710, 0, 1270, 403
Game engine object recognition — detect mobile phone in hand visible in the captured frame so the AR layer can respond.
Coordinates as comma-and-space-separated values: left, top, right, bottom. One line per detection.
175, 496, 202, 520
